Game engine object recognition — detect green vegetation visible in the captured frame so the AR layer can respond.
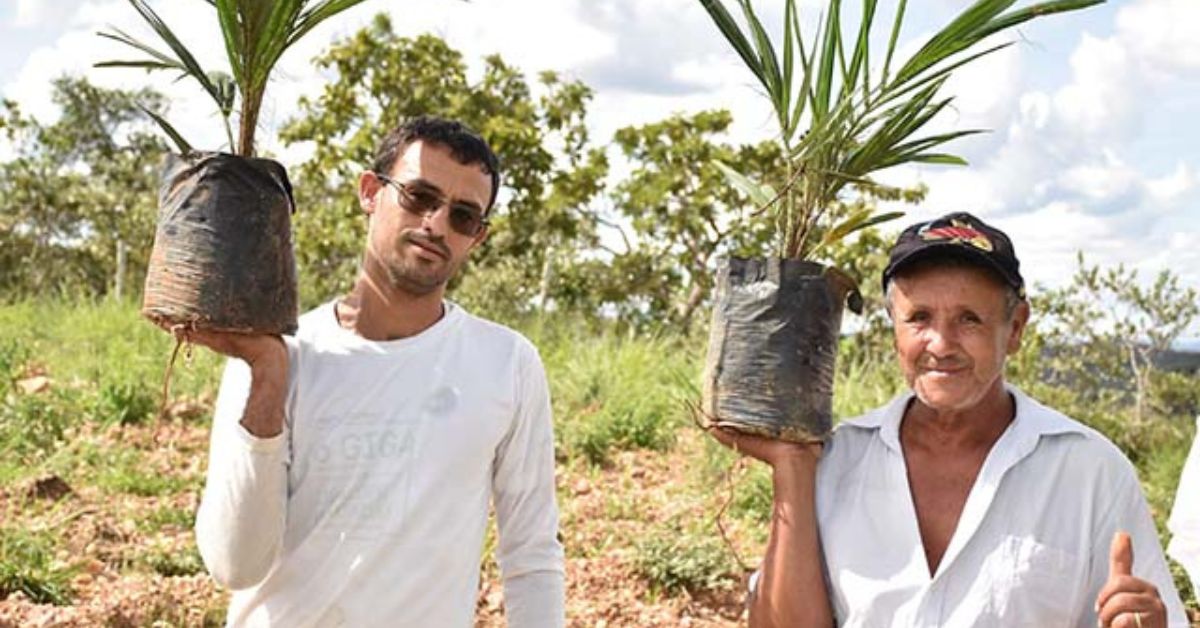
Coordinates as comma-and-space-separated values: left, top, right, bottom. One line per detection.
2, 295, 1194, 616
0, 526, 76, 605
635, 524, 736, 595
544, 326, 698, 465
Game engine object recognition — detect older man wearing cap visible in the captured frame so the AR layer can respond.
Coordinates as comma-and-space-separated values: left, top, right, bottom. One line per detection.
713, 212, 1188, 628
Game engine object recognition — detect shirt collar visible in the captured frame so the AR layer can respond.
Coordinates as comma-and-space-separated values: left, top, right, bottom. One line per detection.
843, 383, 1089, 455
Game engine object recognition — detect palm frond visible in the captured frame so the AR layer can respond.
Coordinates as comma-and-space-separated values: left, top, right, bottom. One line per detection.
138, 104, 194, 154
678, 0, 1102, 255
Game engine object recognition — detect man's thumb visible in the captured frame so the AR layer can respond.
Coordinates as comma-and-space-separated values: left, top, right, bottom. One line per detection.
1108, 530, 1133, 578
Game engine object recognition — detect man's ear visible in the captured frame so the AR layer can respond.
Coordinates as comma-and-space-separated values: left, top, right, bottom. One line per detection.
1007, 300, 1031, 354
468, 224, 490, 251
358, 171, 382, 215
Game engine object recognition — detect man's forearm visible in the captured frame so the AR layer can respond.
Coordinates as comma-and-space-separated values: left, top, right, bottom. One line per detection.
195, 357, 290, 589
240, 358, 287, 437
750, 455, 833, 628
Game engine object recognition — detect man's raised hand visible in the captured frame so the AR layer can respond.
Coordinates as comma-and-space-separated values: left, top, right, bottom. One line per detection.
1096, 531, 1167, 628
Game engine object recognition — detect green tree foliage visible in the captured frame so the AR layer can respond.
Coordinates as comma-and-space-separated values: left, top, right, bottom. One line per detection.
552, 110, 779, 329
278, 14, 608, 307
1009, 255, 1200, 460
0, 78, 166, 299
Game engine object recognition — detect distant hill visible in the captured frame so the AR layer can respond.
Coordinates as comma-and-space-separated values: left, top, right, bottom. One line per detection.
1174, 338, 1200, 353
1157, 348, 1200, 374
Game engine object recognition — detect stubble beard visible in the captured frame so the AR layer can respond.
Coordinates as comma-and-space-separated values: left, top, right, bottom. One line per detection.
381, 255, 451, 297
377, 232, 459, 297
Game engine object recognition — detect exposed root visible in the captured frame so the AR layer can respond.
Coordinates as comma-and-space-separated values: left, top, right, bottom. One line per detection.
715, 454, 751, 574
157, 324, 196, 422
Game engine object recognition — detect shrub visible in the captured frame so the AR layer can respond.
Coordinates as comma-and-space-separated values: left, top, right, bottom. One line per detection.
634, 526, 735, 595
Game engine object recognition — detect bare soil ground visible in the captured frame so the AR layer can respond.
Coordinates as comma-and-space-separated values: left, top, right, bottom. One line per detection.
0, 407, 752, 627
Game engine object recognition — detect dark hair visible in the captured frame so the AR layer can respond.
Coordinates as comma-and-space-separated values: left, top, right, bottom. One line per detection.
370, 115, 501, 212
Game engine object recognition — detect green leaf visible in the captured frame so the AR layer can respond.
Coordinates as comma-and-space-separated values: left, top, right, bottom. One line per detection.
138, 104, 193, 154
842, 0, 877, 105
289, 1, 371, 49
210, 0, 367, 155
115, 0, 224, 110
739, 0, 785, 109
812, 2, 841, 119
809, 208, 904, 257
95, 28, 187, 76
976, 0, 1105, 41
698, 0, 766, 90
881, 0, 908, 85
911, 153, 968, 165
97, 1, 235, 153
714, 160, 778, 209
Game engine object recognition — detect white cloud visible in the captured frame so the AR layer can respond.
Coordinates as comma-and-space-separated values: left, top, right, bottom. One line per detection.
1053, 33, 1137, 142
14, 0, 41, 27
6, 1, 230, 147
1145, 163, 1195, 203
1116, 0, 1200, 79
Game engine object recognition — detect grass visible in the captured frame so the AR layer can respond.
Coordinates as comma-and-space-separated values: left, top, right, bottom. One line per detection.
538, 323, 699, 466
0, 525, 76, 605
96, 451, 191, 498
139, 542, 205, 578
0, 297, 223, 401
137, 504, 196, 533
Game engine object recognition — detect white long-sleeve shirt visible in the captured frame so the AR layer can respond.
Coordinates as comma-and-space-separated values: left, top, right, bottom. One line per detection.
1168, 415, 1200, 595
195, 301, 564, 627
815, 385, 1188, 627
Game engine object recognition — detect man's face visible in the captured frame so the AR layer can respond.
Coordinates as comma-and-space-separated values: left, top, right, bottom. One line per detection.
889, 264, 1029, 414
359, 140, 492, 296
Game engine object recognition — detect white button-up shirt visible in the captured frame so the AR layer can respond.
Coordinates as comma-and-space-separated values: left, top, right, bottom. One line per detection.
816, 385, 1188, 627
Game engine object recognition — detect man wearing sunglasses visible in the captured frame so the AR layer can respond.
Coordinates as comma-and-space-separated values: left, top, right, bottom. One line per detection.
184, 116, 564, 627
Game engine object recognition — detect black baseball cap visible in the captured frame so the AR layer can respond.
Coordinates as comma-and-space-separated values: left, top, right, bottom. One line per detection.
882, 211, 1025, 299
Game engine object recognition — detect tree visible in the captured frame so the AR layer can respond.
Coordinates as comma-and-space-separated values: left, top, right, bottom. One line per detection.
1032, 254, 1200, 426
0, 77, 166, 300
278, 15, 608, 307
585, 110, 779, 329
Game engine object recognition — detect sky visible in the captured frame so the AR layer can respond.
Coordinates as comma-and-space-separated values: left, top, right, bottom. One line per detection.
2, 0, 1198, 337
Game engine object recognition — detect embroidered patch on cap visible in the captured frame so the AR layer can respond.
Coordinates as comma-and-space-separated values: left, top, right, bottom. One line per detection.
918, 219, 994, 252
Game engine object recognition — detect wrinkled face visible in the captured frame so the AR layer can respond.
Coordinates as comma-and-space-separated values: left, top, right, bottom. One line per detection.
359, 141, 492, 296
889, 265, 1029, 414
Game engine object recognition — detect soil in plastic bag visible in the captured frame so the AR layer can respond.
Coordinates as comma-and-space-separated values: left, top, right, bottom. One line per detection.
701, 257, 862, 442
142, 151, 298, 335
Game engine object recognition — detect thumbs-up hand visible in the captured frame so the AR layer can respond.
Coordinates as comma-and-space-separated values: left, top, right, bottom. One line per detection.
1095, 531, 1167, 628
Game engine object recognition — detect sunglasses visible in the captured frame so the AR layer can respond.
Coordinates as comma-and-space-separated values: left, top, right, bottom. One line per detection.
373, 173, 489, 237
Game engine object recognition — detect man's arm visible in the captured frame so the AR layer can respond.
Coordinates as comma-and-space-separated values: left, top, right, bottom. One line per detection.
189, 332, 291, 590
1090, 460, 1188, 628
710, 429, 834, 628
491, 345, 565, 628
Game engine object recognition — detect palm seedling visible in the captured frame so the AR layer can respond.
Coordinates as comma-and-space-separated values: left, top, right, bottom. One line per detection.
93, 0, 371, 345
